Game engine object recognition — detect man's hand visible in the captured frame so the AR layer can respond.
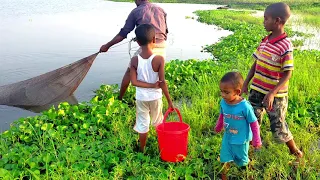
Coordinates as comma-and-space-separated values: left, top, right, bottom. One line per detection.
262, 92, 275, 111
99, 44, 110, 53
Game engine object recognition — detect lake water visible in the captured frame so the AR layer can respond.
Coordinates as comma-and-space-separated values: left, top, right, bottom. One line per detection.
0, 0, 232, 131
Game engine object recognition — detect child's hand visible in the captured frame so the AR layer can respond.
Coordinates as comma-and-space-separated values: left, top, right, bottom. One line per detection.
253, 144, 262, 149
213, 128, 220, 134
240, 83, 248, 96
168, 102, 174, 109
262, 92, 275, 111
153, 81, 161, 88
252, 140, 262, 152
214, 125, 223, 133
253, 144, 262, 153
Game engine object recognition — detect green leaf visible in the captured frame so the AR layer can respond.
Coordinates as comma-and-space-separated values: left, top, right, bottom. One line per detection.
91, 96, 99, 104
57, 109, 65, 116
26, 169, 40, 180
108, 96, 115, 107
73, 124, 79, 130
28, 162, 37, 169
82, 123, 90, 129
0, 168, 9, 178
41, 123, 53, 131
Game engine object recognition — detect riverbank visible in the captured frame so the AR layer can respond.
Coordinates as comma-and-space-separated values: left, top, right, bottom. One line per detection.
1, 6, 320, 180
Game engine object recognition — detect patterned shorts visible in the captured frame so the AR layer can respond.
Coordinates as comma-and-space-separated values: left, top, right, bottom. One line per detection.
248, 90, 293, 143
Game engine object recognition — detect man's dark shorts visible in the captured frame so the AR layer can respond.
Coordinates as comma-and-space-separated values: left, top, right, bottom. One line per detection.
248, 89, 293, 143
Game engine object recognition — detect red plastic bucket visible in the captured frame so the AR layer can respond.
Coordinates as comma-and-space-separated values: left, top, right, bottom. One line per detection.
156, 108, 190, 162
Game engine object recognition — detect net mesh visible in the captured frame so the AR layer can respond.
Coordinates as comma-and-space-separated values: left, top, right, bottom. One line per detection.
0, 53, 98, 106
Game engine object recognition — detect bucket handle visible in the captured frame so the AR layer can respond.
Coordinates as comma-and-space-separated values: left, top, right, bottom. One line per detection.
163, 108, 182, 123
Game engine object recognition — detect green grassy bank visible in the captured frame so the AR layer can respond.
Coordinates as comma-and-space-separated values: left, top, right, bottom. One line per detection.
1, 8, 320, 180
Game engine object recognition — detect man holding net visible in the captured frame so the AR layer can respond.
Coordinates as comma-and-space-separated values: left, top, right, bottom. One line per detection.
99, 0, 168, 100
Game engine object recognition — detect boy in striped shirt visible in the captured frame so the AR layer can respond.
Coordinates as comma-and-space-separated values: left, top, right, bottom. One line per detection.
241, 2, 303, 164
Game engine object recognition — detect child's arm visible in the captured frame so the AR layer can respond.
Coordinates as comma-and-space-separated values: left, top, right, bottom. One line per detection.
249, 121, 262, 148
244, 103, 262, 148
157, 56, 173, 108
241, 61, 256, 95
214, 114, 224, 133
130, 57, 159, 88
262, 70, 292, 111
264, 44, 294, 111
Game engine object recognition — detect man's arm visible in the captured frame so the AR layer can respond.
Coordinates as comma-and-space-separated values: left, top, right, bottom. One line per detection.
164, 12, 169, 34
100, 34, 124, 53
130, 57, 158, 88
157, 56, 173, 108
100, 10, 136, 52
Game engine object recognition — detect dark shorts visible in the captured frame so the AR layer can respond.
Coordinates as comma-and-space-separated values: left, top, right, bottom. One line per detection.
248, 90, 293, 143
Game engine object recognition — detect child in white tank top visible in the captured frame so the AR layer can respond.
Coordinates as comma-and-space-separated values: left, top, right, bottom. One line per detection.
130, 24, 173, 152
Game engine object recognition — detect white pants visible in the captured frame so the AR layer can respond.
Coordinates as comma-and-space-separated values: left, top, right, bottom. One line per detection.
133, 99, 163, 133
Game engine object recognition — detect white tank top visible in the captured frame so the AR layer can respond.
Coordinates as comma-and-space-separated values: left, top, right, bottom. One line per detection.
135, 54, 162, 101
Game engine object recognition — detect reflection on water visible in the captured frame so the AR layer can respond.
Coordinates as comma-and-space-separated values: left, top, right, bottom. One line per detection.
0, 0, 232, 132
291, 24, 320, 50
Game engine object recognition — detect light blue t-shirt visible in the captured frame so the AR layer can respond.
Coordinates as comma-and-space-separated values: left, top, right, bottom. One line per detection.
220, 99, 257, 144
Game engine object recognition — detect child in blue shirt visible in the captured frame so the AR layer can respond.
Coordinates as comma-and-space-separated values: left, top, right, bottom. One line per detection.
214, 72, 262, 179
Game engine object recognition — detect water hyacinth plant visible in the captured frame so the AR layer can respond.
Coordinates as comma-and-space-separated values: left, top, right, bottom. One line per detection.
1, 6, 320, 180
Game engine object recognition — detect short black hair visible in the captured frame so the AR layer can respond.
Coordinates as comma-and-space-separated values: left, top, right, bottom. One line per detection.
135, 24, 155, 46
220, 72, 244, 89
265, 2, 291, 24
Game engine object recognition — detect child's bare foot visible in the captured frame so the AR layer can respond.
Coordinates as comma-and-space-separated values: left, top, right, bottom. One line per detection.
291, 149, 304, 167
221, 173, 227, 180
294, 149, 303, 158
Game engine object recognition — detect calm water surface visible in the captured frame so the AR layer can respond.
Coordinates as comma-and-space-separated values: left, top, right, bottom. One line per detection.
0, 0, 232, 131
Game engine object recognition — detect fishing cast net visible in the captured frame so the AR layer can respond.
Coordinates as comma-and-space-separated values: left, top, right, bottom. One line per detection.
0, 53, 98, 106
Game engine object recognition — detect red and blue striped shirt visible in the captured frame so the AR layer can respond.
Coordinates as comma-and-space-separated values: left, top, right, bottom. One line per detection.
251, 33, 294, 97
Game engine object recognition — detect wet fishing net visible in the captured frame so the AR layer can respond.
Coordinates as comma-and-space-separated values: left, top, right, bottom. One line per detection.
0, 53, 98, 106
